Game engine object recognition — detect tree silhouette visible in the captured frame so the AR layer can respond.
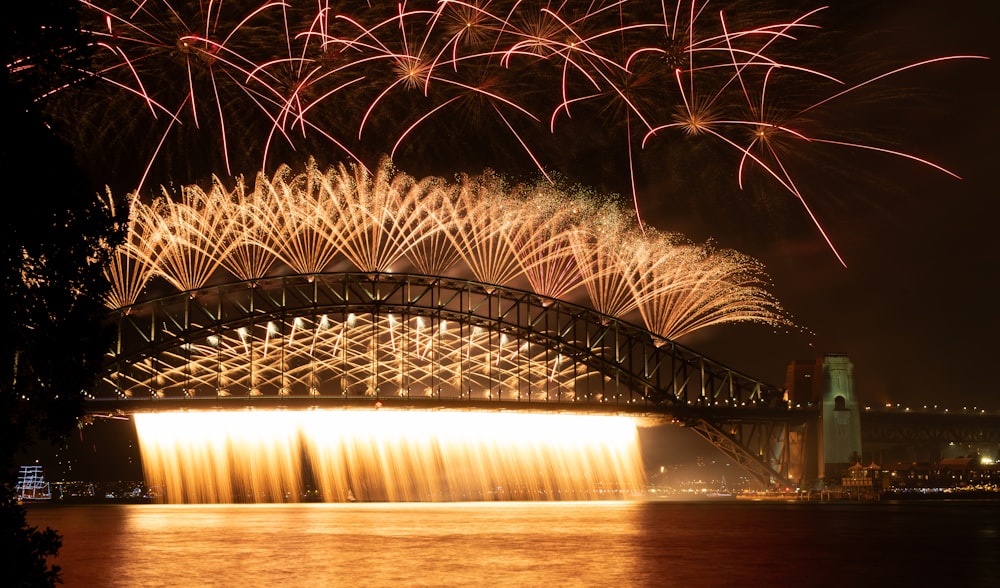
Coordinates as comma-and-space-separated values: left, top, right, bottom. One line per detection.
1, 2, 120, 584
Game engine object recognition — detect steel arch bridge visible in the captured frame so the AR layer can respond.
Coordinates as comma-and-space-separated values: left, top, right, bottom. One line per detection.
93, 272, 807, 487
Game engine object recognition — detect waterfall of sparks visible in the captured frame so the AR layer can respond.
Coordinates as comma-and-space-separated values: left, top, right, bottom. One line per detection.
133, 410, 646, 503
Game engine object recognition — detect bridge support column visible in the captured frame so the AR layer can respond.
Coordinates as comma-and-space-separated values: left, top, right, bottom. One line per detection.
819, 355, 863, 479
786, 354, 863, 487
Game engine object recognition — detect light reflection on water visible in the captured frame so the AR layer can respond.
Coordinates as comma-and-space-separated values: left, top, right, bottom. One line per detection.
29, 500, 1000, 587
34, 502, 649, 587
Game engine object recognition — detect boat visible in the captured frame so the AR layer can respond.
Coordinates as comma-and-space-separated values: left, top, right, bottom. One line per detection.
16, 465, 52, 503
706, 476, 734, 498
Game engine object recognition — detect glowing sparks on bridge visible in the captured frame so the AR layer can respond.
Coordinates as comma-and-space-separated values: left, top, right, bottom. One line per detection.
102, 160, 792, 405
135, 410, 645, 503
109, 159, 790, 339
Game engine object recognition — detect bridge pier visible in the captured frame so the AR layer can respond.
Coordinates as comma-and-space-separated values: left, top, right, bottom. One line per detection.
786, 354, 863, 487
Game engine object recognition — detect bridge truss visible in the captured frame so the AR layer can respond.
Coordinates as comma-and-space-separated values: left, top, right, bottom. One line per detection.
96, 272, 807, 487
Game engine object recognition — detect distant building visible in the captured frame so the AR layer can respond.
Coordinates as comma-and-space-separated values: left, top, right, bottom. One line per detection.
884, 457, 999, 490
841, 462, 888, 500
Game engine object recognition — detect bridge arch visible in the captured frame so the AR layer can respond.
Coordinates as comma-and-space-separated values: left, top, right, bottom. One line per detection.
96, 272, 800, 487
102, 272, 784, 407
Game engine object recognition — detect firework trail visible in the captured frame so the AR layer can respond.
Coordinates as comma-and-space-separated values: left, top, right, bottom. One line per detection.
12, 1, 985, 263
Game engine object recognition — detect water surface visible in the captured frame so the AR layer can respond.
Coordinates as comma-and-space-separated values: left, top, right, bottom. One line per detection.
29, 500, 1000, 587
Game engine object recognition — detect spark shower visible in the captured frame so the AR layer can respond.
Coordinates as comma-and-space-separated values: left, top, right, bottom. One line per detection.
106, 160, 788, 502
135, 410, 646, 502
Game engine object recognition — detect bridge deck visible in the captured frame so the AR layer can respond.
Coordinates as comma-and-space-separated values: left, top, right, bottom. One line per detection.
86, 395, 813, 429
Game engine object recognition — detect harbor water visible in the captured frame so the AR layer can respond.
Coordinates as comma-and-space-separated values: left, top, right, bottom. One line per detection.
27, 499, 1000, 587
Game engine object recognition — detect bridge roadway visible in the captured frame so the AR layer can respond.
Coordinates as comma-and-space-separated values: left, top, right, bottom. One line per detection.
861, 409, 1000, 445
85, 394, 807, 422
90, 396, 996, 443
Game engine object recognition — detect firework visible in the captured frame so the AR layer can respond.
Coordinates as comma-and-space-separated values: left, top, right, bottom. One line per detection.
112, 159, 789, 342
15, 1, 982, 263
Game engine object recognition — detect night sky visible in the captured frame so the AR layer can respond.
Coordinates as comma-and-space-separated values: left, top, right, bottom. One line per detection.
663, 1, 998, 410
